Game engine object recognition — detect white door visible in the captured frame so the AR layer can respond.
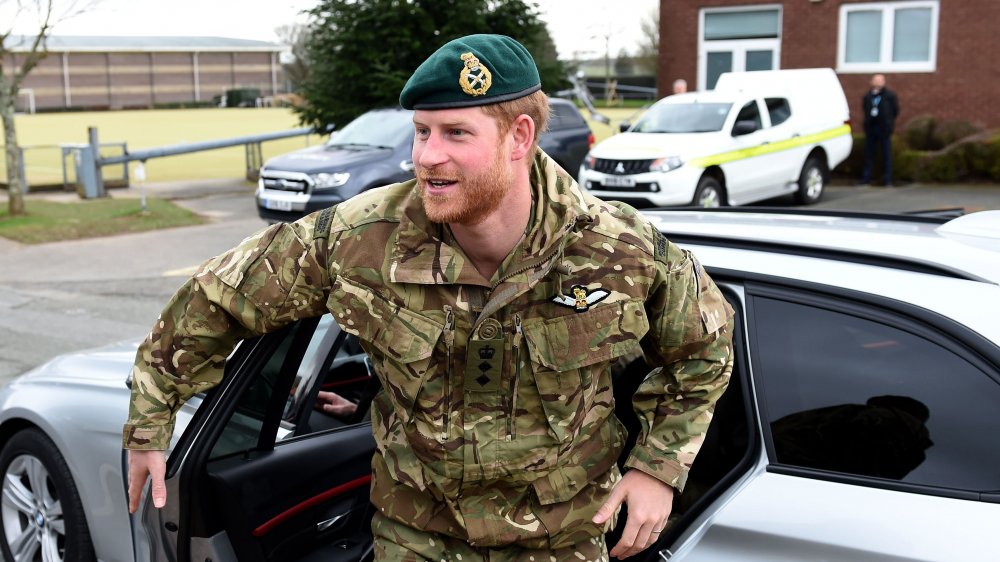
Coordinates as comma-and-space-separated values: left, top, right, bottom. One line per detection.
700, 38, 780, 91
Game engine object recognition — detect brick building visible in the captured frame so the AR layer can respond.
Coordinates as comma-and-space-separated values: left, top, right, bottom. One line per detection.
6, 36, 284, 111
659, 0, 998, 129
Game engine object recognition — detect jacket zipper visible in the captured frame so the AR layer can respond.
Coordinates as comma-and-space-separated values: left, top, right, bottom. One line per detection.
441, 305, 455, 442
507, 313, 524, 441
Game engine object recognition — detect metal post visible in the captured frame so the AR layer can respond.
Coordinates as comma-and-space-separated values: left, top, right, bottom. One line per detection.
135, 160, 148, 213
74, 146, 98, 199
245, 141, 263, 181
88, 126, 106, 197
122, 142, 130, 187
17, 147, 28, 194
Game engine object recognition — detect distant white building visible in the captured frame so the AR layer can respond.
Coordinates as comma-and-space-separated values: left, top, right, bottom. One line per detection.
4, 35, 284, 111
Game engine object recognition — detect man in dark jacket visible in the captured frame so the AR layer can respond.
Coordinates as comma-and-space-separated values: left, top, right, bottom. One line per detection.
860, 74, 900, 186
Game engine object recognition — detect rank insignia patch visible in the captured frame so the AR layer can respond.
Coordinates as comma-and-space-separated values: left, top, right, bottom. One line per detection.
552, 285, 610, 313
459, 52, 492, 96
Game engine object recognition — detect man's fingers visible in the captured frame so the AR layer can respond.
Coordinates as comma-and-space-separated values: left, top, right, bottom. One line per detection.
127, 467, 142, 514
592, 486, 624, 525
150, 471, 166, 508
609, 522, 640, 558
127, 450, 167, 513
611, 521, 663, 559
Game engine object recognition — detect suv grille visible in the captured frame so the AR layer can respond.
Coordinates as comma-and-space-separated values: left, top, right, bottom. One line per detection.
260, 172, 310, 193
593, 158, 653, 175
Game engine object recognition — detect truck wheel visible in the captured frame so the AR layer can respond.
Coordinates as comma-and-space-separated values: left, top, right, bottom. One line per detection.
692, 176, 724, 207
0, 429, 96, 562
796, 156, 827, 205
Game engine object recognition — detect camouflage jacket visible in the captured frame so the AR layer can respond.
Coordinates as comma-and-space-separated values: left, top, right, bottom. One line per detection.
123, 151, 734, 549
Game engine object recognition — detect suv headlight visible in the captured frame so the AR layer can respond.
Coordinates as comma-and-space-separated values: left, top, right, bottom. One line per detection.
583, 154, 596, 169
310, 172, 351, 188
650, 156, 683, 173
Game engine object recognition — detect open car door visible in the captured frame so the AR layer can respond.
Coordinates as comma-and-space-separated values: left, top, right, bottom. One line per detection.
133, 314, 379, 562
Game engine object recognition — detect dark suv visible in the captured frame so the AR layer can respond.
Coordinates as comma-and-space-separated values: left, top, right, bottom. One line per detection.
255, 99, 593, 223
538, 97, 594, 180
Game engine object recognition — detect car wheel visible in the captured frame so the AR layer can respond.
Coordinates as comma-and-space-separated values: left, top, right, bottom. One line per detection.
0, 429, 95, 562
693, 176, 725, 207
796, 156, 827, 205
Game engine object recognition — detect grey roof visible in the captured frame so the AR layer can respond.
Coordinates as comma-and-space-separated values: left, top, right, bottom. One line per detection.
8, 35, 282, 52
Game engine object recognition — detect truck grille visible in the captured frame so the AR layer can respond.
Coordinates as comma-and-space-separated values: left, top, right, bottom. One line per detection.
593, 158, 653, 175
260, 172, 310, 193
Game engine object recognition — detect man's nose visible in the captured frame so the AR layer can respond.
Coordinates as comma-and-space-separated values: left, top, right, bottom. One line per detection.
416, 132, 448, 168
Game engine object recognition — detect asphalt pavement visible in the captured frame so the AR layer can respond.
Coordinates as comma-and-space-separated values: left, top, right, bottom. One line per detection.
0, 178, 998, 384
0, 179, 263, 382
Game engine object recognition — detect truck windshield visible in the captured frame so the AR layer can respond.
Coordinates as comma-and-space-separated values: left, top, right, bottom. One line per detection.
326, 110, 414, 149
631, 103, 733, 133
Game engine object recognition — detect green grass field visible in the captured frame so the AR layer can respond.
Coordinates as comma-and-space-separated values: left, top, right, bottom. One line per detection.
4, 108, 325, 187
0, 198, 205, 243
3, 105, 646, 188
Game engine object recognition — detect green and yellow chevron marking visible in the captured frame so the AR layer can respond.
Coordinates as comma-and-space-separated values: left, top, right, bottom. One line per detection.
688, 124, 851, 168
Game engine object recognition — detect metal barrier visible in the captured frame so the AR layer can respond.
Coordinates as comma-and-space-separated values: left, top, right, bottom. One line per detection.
71, 125, 322, 199
0, 142, 128, 193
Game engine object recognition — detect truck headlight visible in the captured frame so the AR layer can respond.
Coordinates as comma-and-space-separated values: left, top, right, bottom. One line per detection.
583, 154, 596, 169
650, 156, 683, 173
310, 172, 351, 188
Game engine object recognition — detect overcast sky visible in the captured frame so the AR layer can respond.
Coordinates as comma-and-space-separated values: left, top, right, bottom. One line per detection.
3, 0, 658, 60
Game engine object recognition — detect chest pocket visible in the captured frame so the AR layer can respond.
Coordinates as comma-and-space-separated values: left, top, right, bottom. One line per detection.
521, 299, 649, 442
326, 277, 442, 423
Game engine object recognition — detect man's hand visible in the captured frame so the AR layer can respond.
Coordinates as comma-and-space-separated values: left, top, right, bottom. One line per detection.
127, 449, 167, 514
593, 470, 675, 559
315, 391, 358, 418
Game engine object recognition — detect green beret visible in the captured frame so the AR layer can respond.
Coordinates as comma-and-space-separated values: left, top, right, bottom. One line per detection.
400, 34, 541, 110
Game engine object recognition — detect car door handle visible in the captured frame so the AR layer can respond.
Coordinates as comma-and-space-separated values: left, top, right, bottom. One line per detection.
317, 513, 347, 532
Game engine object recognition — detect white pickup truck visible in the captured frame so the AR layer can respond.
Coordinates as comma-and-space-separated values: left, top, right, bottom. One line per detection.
579, 68, 853, 207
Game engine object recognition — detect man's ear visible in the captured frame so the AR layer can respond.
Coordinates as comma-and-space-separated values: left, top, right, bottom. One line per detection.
508, 114, 535, 162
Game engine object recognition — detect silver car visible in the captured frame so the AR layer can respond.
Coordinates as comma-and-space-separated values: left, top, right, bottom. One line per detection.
1, 208, 998, 562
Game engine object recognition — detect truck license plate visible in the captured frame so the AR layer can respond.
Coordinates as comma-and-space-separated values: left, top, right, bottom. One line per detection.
602, 176, 636, 188
264, 198, 293, 211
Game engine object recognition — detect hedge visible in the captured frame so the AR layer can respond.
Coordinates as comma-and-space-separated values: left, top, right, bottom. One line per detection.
834, 115, 1000, 183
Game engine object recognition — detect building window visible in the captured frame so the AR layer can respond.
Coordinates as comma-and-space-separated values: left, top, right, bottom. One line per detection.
699, 5, 782, 90
838, 1, 939, 73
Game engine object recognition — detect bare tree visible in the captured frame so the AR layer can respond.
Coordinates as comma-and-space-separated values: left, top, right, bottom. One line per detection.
1, 0, 90, 216
275, 23, 311, 93
636, 5, 659, 76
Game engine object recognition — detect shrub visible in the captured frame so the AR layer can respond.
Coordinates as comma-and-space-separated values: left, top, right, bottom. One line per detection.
902, 115, 938, 150
833, 125, 1000, 183
936, 120, 982, 147
919, 150, 968, 182
224, 88, 262, 108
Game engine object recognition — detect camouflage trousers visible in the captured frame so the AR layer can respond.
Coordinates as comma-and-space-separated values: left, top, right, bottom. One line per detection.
373, 512, 610, 562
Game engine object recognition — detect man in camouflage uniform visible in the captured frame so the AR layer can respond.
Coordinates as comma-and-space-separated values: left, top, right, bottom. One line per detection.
125, 34, 734, 561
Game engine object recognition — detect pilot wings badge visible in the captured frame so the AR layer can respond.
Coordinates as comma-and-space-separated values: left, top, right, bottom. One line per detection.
552, 285, 610, 313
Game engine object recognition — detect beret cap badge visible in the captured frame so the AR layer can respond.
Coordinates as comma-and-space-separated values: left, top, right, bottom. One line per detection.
459, 52, 492, 97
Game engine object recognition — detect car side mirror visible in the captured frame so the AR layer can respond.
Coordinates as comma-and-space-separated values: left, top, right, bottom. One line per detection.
732, 120, 758, 136
619, 121, 631, 133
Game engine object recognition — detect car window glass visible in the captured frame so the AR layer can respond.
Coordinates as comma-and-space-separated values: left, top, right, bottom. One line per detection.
549, 104, 567, 130
209, 315, 372, 460
765, 97, 791, 126
755, 296, 1000, 491
734, 100, 762, 130
209, 321, 311, 460
633, 102, 732, 133
325, 109, 413, 148
549, 102, 586, 130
